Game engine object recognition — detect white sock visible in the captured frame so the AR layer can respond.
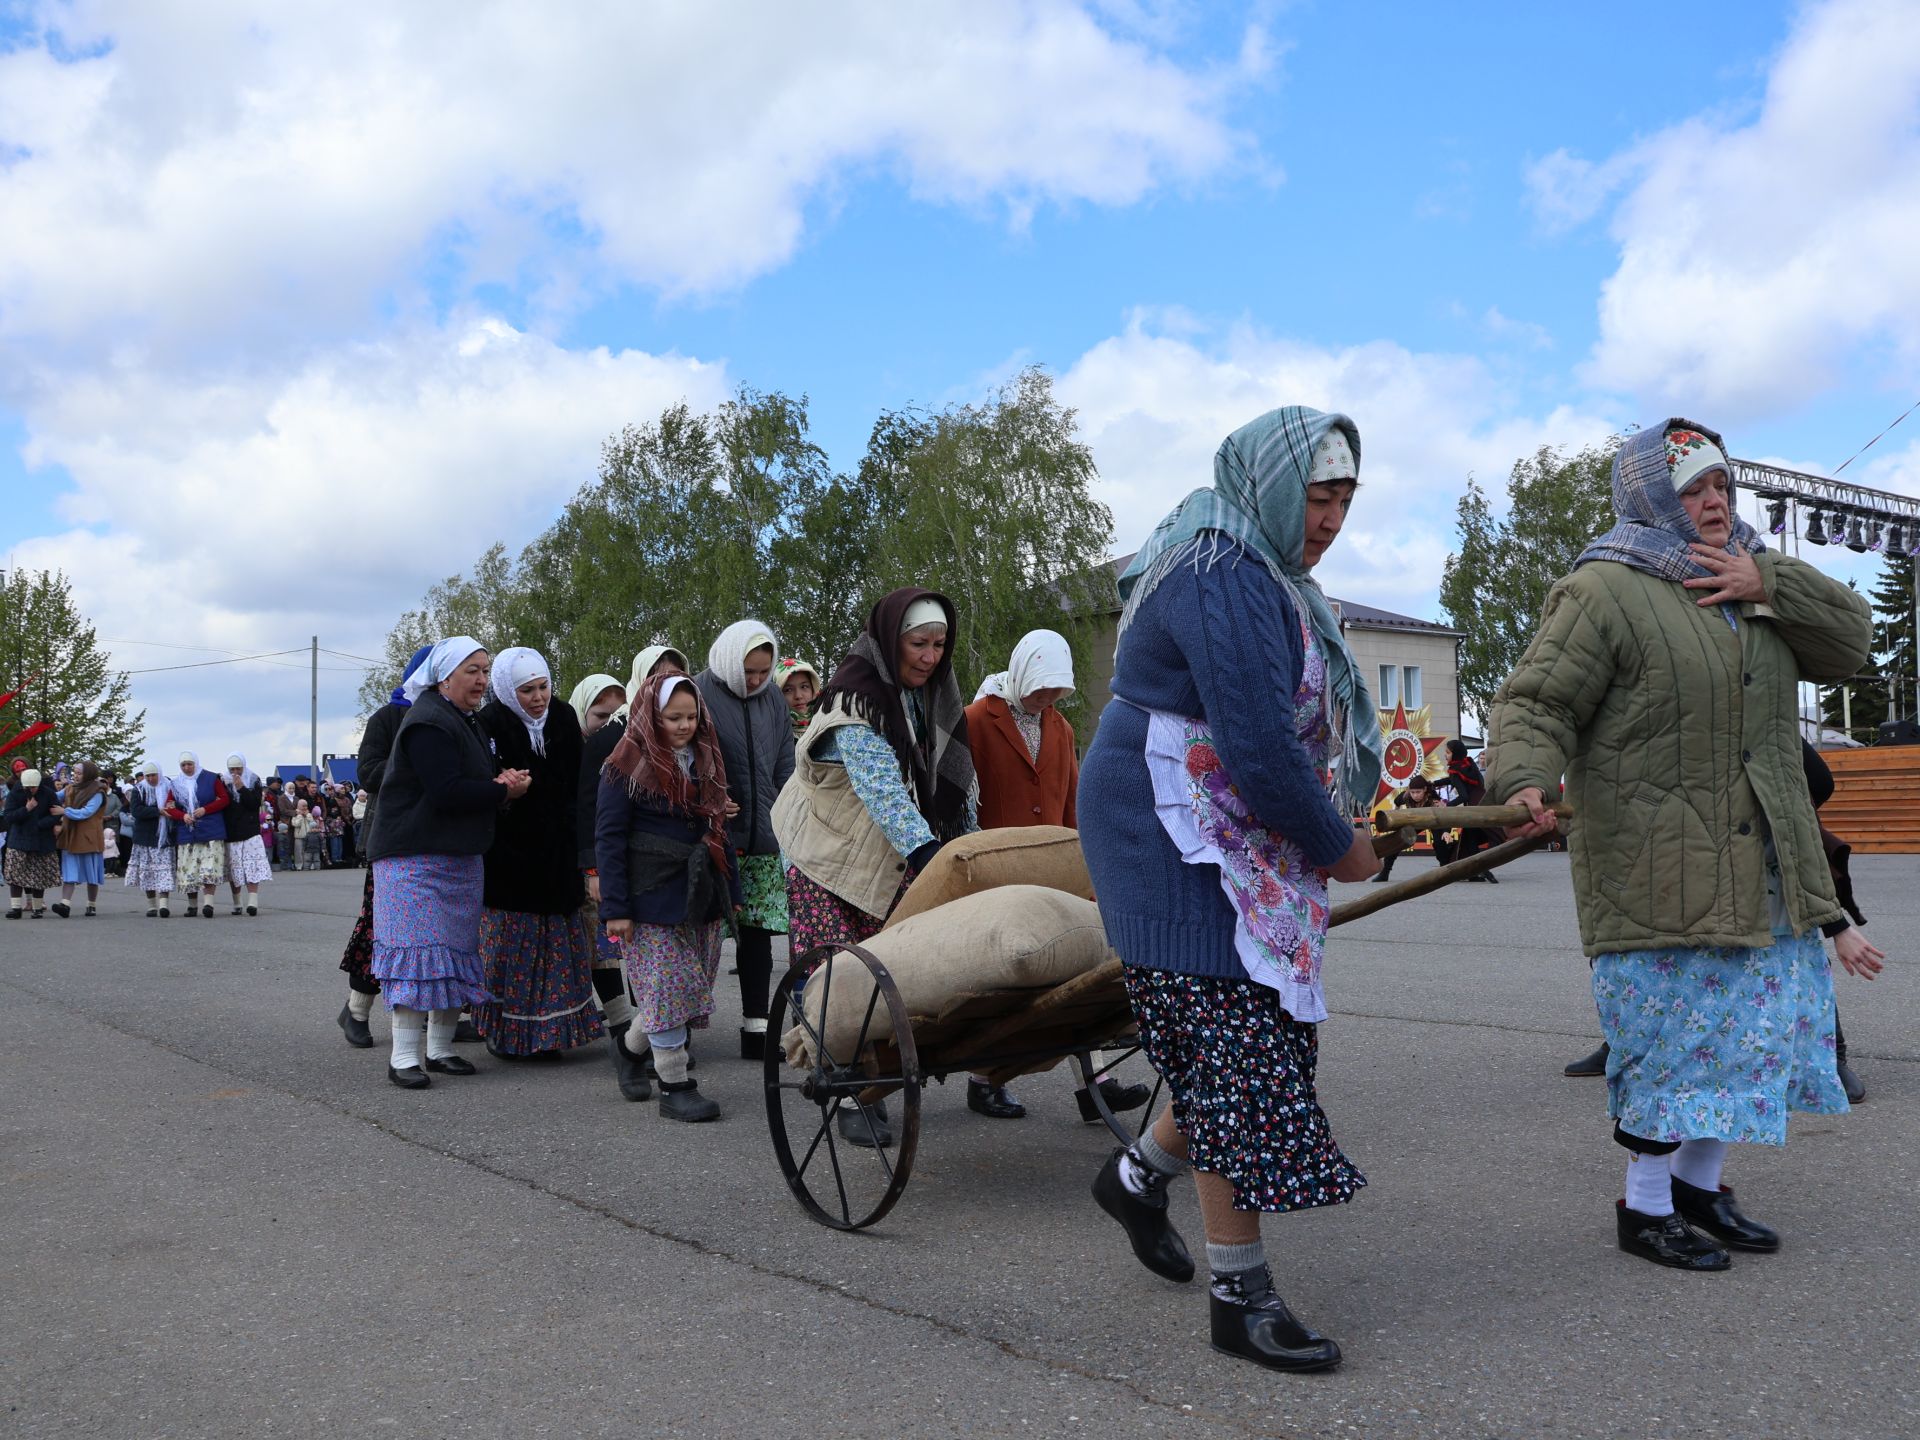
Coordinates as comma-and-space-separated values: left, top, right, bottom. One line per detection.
742, 1016, 768, 1034
390, 1007, 426, 1070
653, 1043, 691, 1086
1671, 1138, 1728, 1193
1624, 1151, 1674, 1216
619, 1026, 650, 1060
425, 1009, 459, 1060
347, 988, 375, 1022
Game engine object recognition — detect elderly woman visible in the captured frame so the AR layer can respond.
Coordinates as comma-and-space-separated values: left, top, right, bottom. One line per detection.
772, 587, 980, 1143
124, 762, 176, 916
473, 646, 603, 1059
221, 754, 271, 915
1491, 419, 1882, 1272
695, 620, 796, 1061
365, 637, 531, 1089
1079, 407, 1384, 1375
164, 752, 230, 918
4, 768, 60, 917
52, 761, 108, 917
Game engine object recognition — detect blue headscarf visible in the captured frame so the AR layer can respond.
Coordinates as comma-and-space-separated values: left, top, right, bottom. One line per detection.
1118, 405, 1384, 814
390, 644, 434, 708
1575, 418, 1764, 584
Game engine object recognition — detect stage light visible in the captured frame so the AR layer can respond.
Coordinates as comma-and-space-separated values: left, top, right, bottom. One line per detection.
1867, 519, 1885, 552
1845, 514, 1868, 552
1908, 526, 1920, 558
1888, 522, 1905, 555
1804, 508, 1829, 544
1766, 498, 1788, 534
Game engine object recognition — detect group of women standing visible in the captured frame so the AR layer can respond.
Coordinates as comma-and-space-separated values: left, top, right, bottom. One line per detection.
4, 761, 109, 916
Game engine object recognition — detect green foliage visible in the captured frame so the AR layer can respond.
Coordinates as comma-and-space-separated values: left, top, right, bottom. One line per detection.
360, 369, 1115, 721
1869, 548, 1917, 725
1439, 439, 1620, 724
0, 568, 146, 773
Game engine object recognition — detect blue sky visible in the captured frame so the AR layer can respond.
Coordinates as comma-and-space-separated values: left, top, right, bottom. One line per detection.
3, 0, 1918, 765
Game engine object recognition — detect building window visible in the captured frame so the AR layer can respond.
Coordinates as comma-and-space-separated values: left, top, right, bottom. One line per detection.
1402, 665, 1423, 709
1378, 664, 1399, 707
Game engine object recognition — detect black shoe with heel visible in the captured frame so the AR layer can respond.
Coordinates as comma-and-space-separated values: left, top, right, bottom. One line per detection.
1091, 1148, 1194, 1283
1615, 1200, 1731, 1270
1209, 1267, 1341, 1373
1671, 1177, 1779, 1252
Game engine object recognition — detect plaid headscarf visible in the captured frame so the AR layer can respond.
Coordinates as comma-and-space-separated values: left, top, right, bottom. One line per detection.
1576, 418, 1764, 584
603, 673, 733, 872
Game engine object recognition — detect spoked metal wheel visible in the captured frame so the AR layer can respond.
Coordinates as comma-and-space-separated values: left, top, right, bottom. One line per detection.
1073, 1044, 1164, 1147
763, 942, 921, 1230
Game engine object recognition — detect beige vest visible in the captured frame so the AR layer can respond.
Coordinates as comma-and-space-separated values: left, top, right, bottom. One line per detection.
771, 700, 912, 921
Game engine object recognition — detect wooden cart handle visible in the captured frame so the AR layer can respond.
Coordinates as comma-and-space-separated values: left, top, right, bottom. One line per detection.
1374, 801, 1573, 833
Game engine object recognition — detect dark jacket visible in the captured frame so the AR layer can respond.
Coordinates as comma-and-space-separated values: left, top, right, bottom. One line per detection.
165, 770, 230, 845
127, 788, 169, 848
695, 672, 793, 856
366, 690, 503, 861
223, 782, 265, 843
594, 772, 741, 927
477, 699, 585, 914
576, 716, 626, 868
3, 780, 59, 853
356, 701, 406, 849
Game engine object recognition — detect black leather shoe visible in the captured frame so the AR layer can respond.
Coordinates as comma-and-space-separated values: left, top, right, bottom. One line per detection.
967, 1080, 1026, 1118
1076, 1078, 1152, 1124
1091, 1148, 1195, 1283
658, 1079, 719, 1123
425, 1054, 477, 1076
159, 906, 171, 917
837, 1099, 892, 1148
608, 1023, 652, 1101
246, 904, 258, 917
337, 1004, 375, 1049
740, 1026, 767, 1062
1615, 1200, 1731, 1270
1209, 1271, 1341, 1373
51, 901, 70, 918
1671, 1177, 1780, 1252
1564, 1042, 1610, 1078
1837, 1057, 1866, 1104
200, 904, 214, 918
145, 908, 158, 918
387, 1064, 430, 1090
453, 1018, 483, 1043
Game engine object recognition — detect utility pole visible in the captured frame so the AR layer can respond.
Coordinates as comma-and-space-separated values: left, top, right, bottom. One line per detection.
310, 636, 319, 781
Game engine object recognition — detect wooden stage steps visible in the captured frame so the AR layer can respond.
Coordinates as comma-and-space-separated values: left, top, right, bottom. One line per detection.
1821, 746, 1920, 854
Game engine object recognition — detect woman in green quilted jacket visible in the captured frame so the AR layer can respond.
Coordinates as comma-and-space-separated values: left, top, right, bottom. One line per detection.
1489, 419, 1885, 1274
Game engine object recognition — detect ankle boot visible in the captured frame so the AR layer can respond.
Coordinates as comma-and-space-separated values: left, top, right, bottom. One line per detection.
1615, 1200, 1730, 1271
658, 1078, 719, 1123
1671, 1177, 1780, 1252
1090, 1148, 1194, 1282
1564, 1042, 1610, 1078
1208, 1266, 1341, 1372
607, 1022, 652, 1102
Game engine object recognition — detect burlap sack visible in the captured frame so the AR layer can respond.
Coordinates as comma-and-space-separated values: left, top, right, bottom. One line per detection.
782, 884, 1112, 1067
881, 825, 1091, 930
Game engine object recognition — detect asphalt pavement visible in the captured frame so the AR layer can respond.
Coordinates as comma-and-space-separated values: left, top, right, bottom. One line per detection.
2, 852, 1915, 1439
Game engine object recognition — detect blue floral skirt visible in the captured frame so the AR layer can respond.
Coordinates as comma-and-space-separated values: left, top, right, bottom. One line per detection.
1593, 932, 1848, 1146
1122, 964, 1366, 1214
371, 854, 493, 1013
473, 907, 604, 1054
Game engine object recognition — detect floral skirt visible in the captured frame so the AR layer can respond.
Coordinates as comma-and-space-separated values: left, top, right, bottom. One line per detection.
5, 848, 59, 892
340, 866, 377, 982
1594, 932, 1848, 1146
125, 845, 174, 893
225, 835, 273, 886
175, 841, 227, 890
59, 851, 106, 885
621, 920, 723, 1036
371, 854, 493, 1013
473, 907, 605, 1055
737, 852, 789, 932
784, 864, 912, 974
1122, 964, 1366, 1214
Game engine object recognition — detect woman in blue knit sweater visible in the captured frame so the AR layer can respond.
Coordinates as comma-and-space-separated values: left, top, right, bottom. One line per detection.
1081, 406, 1385, 1374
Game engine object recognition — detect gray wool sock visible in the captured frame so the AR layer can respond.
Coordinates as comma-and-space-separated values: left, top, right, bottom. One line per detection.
1205, 1239, 1268, 1278
1135, 1128, 1189, 1178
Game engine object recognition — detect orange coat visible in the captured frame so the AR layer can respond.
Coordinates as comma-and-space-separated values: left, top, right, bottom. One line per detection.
965, 695, 1078, 831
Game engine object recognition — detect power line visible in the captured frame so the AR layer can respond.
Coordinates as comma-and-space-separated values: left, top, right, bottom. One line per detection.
320, 647, 385, 666
1832, 396, 1920, 476
121, 649, 306, 675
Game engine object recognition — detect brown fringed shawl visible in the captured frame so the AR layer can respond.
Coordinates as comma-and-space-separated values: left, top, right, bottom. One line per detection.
603, 674, 734, 872
816, 587, 974, 841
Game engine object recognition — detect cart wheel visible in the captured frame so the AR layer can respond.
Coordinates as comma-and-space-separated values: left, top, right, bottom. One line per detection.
1073, 1046, 1164, 1146
764, 942, 921, 1231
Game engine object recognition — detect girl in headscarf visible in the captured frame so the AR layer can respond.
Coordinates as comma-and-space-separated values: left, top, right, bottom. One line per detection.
220, 754, 271, 914
595, 673, 741, 1123
771, 587, 978, 1145
694, 620, 796, 1061
473, 646, 604, 1059
1079, 407, 1385, 1375
578, 647, 685, 1099
336, 643, 432, 1049
364, 637, 532, 1089
774, 657, 822, 740
52, 760, 108, 916
1491, 419, 1878, 1274
124, 761, 176, 917
163, 752, 232, 918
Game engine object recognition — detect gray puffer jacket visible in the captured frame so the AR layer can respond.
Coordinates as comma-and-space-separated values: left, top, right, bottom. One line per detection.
695, 670, 795, 857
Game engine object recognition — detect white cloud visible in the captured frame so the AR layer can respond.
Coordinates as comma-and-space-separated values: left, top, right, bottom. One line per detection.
1526, 0, 1920, 417
0, 0, 1250, 358
1057, 313, 1618, 615
10, 318, 730, 767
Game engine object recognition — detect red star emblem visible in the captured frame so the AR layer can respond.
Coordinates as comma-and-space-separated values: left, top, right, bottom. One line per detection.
1370, 700, 1447, 812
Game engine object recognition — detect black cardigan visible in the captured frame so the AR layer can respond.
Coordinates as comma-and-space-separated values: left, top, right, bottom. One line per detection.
576, 716, 626, 868
478, 698, 586, 915
366, 691, 502, 861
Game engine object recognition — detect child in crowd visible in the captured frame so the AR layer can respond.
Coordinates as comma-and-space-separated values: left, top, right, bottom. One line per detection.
594, 674, 741, 1124
774, 658, 821, 740
291, 800, 314, 871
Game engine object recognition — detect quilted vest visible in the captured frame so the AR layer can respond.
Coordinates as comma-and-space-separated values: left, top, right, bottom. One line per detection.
772, 699, 913, 921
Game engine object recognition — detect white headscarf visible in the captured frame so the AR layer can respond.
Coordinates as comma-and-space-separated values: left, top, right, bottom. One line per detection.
489, 645, 553, 755
974, 629, 1075, 707
615, 644, 688, 721
404, 636, 488, 705
706, 619, 779, 700
224, 753, 261, 789
170, 752, 203, 810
